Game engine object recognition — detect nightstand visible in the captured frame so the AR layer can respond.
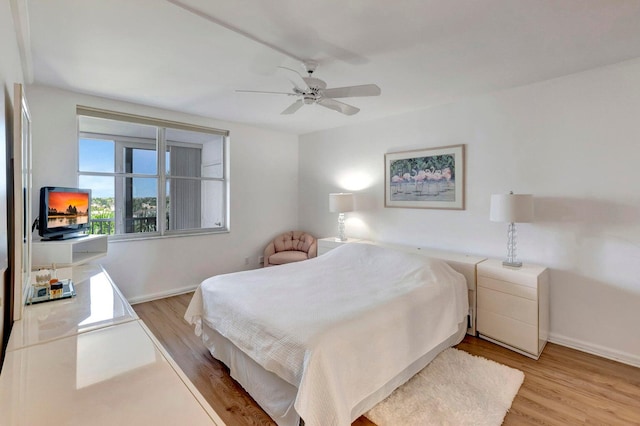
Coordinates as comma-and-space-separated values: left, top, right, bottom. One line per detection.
476, 258, 549, 359
317, 237, 362, 255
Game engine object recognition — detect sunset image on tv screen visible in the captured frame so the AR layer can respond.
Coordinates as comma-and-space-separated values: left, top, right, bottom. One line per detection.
47, 192, 90, 227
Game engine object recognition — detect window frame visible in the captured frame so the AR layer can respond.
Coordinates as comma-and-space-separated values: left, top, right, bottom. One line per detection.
77, 106, 229, 241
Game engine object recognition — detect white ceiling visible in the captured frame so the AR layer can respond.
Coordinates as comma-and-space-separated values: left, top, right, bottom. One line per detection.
20, 0, 640, 135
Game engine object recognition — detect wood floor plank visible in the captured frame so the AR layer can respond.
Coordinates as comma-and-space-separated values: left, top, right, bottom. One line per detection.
134, 293, 640, 425
135, 294, 275, 426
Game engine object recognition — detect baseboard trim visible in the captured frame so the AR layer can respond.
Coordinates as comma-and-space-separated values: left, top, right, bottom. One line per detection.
548, 332, 640, 368
478, 334, 542, 360
128, 285, 198, 305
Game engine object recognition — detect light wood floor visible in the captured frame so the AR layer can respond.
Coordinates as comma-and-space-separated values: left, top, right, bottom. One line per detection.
133, 293, 640, 426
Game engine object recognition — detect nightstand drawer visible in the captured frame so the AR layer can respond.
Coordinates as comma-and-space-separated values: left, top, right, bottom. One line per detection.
478, 276, 537, 301
477, 286, 537, 325
478, 261, 543, 288
477, 309, 539, 355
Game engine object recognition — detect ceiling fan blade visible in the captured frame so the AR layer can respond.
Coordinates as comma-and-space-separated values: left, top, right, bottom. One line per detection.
322, 84, 381, 98
281, 99, 305, 115
317, 98, 360, 116
277, 66, 310, 91
236, 89, 296, 96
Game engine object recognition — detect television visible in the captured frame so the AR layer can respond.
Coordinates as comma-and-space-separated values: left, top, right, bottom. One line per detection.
39, 186, 92, 240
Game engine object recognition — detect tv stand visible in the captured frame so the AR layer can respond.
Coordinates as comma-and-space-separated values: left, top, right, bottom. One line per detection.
41, 232, 89, 241
32, 234, 108, 268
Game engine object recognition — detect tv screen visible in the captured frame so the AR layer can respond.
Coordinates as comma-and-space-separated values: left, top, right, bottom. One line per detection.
39, 187, 92, 240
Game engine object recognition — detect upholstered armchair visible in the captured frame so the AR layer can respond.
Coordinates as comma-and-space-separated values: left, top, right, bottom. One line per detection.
263, 231, 317, 267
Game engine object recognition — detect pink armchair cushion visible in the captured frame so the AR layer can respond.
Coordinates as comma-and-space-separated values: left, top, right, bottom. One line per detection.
268, 251, 309, 265
264, 231, 317, 267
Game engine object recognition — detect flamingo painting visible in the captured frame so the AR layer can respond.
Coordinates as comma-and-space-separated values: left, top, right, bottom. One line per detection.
442, 167, 452, 191
391, 174, 403, 194
386, 144, 464, 210
413, 170, 427, 194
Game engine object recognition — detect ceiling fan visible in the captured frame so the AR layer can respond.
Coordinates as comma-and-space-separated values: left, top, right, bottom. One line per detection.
236, 61, 381, 116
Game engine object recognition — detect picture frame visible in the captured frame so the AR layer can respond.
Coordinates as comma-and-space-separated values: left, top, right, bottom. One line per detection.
385, 144, 465, 210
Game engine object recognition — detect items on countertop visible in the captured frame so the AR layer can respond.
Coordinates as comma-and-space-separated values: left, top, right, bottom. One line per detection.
28, 264, 76, 304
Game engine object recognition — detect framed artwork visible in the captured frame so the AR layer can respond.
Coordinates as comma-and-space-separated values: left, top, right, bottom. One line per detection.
385, 144, 465, 210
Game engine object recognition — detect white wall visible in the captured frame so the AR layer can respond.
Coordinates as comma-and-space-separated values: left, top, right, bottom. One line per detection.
299, 58, 640, 366
27, 85, 299, 302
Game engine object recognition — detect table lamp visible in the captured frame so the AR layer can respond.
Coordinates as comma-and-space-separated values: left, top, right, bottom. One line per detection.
329, 193, 354, 242
490, 191, 533, 267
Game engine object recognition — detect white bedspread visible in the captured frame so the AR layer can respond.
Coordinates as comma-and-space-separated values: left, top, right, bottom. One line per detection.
185, 243, 468, 426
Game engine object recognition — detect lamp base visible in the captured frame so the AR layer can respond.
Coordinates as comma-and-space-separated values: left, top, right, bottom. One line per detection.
503, 222, 522, 268
336, 212, 346, 242
502, 260, 523, 268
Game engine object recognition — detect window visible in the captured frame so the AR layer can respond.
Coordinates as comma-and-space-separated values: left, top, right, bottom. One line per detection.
77, 107, 228, 239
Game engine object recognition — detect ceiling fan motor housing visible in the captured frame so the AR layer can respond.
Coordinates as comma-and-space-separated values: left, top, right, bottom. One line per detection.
305, 77, 326, 91
237, 60, 380, 115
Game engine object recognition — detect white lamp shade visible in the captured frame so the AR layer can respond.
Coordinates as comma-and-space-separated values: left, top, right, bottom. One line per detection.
329, 193, 354, 213
490, 193, 533, 223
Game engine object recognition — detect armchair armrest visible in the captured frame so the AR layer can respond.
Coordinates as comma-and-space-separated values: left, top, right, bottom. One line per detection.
308, 240, 317, 258
263, 242, 276, 267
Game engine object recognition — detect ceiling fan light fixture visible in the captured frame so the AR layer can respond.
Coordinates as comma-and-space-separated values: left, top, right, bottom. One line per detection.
237, 61, 380, 116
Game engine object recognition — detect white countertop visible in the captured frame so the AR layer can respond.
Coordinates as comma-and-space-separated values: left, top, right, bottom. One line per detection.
0, 321, 219, 425
7, 264, 137, 352
1, 263, 225, 425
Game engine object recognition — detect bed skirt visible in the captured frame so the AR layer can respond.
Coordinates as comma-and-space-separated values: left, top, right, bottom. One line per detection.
200, 318, 468, 426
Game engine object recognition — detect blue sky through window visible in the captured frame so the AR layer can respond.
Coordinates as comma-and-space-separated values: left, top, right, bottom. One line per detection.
79, 138, 114, 173
131, 148, 157, 197
80, 138, 161, 198
132, 149, 157, 174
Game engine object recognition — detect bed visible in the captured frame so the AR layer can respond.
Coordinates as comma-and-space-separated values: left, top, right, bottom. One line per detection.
185, 242, 479, 426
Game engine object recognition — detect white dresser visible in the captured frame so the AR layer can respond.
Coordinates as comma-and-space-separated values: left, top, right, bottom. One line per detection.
0, 265, 225, 425
476, 258, 549, 359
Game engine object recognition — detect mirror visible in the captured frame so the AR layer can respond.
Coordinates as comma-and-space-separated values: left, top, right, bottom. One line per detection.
12, 83, 31, 321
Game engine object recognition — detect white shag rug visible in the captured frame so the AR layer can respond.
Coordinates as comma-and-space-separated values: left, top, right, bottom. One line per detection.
365, 348, 524, 426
